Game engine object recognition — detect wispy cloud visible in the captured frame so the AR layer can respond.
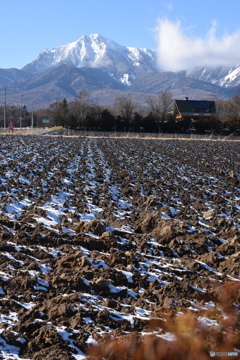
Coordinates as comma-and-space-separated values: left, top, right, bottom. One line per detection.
165, 2, 173, 11
155, 18, 240, 71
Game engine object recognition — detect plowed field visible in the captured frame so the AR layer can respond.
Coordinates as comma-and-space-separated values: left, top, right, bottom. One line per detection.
0, 135, 239, 359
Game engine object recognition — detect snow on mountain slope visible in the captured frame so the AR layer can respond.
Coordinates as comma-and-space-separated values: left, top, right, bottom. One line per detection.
219, 66, 240, 87
186, 65, 240, 88
22, 34, 158, 86
21, 34, 240, 89
0, 68, 33, 86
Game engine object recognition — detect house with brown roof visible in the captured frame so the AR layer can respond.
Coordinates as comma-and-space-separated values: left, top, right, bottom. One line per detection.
173, 97, 216, 122
173, 97, 228, 134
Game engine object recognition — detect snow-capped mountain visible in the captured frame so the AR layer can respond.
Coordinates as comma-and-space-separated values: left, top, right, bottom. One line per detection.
21, 34, 240, 90
22, 34, 158, 86
2, 34, 240, 108
186, 65, 240, 88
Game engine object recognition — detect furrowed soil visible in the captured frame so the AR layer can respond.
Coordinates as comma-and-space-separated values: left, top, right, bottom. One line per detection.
0, 135, 239, 359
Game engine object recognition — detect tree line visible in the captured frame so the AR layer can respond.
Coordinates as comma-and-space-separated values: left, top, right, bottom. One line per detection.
1, 89, 240, 134
45, 90, 176, 133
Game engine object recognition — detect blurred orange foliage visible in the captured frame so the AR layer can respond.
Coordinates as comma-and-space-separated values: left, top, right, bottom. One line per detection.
87, 281, 240, 360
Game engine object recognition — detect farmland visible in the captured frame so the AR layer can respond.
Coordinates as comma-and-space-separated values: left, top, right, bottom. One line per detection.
0, 134, 239, 359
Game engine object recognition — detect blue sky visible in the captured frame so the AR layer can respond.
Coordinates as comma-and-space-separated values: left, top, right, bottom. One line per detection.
0, 0, 240, 70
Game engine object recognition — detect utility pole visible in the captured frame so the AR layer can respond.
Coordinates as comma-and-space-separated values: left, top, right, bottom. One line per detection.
19, 94, 24, 129
31, 100, 34, 128
3, 87, 8, 129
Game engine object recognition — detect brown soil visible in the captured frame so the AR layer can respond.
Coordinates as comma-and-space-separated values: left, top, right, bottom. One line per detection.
0, 135, 239, 359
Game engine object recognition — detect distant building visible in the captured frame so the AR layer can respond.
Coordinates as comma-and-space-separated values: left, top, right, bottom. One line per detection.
173, 97, 216, 122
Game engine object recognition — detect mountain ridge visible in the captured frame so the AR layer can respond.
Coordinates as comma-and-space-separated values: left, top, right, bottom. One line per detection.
21, 34, 158, 86
1, 34, 240, 109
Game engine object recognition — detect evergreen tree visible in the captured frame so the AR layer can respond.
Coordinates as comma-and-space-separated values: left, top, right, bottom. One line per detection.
142, 112, 158, 132
50, 98, 69, 127
99, 109, 115, 131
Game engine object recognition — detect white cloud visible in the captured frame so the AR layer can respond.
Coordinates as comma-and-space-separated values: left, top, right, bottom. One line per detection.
155, 18, 240, 71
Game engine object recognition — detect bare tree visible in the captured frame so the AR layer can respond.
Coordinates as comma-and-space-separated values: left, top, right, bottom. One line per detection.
147, 90, 173, 131
69, 90, 90, 129
215, 100, 232, 123
231, 91, 240, 117
115, 96, 135, 128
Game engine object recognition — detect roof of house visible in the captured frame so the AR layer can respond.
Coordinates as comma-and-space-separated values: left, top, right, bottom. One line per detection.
174, 99, 216, 116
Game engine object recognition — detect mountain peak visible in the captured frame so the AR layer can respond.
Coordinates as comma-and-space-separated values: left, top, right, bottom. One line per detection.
76, 34, 121, 48
21, 34, 158, 85
19, 34, 240, 100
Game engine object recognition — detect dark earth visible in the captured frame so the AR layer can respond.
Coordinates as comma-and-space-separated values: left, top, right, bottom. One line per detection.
0, 134, 239, 359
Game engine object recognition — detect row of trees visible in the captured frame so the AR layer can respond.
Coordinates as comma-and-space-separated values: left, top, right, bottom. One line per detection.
46, 90, 240, 134
1, 89, 240, 133
46, 90, 177, 133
